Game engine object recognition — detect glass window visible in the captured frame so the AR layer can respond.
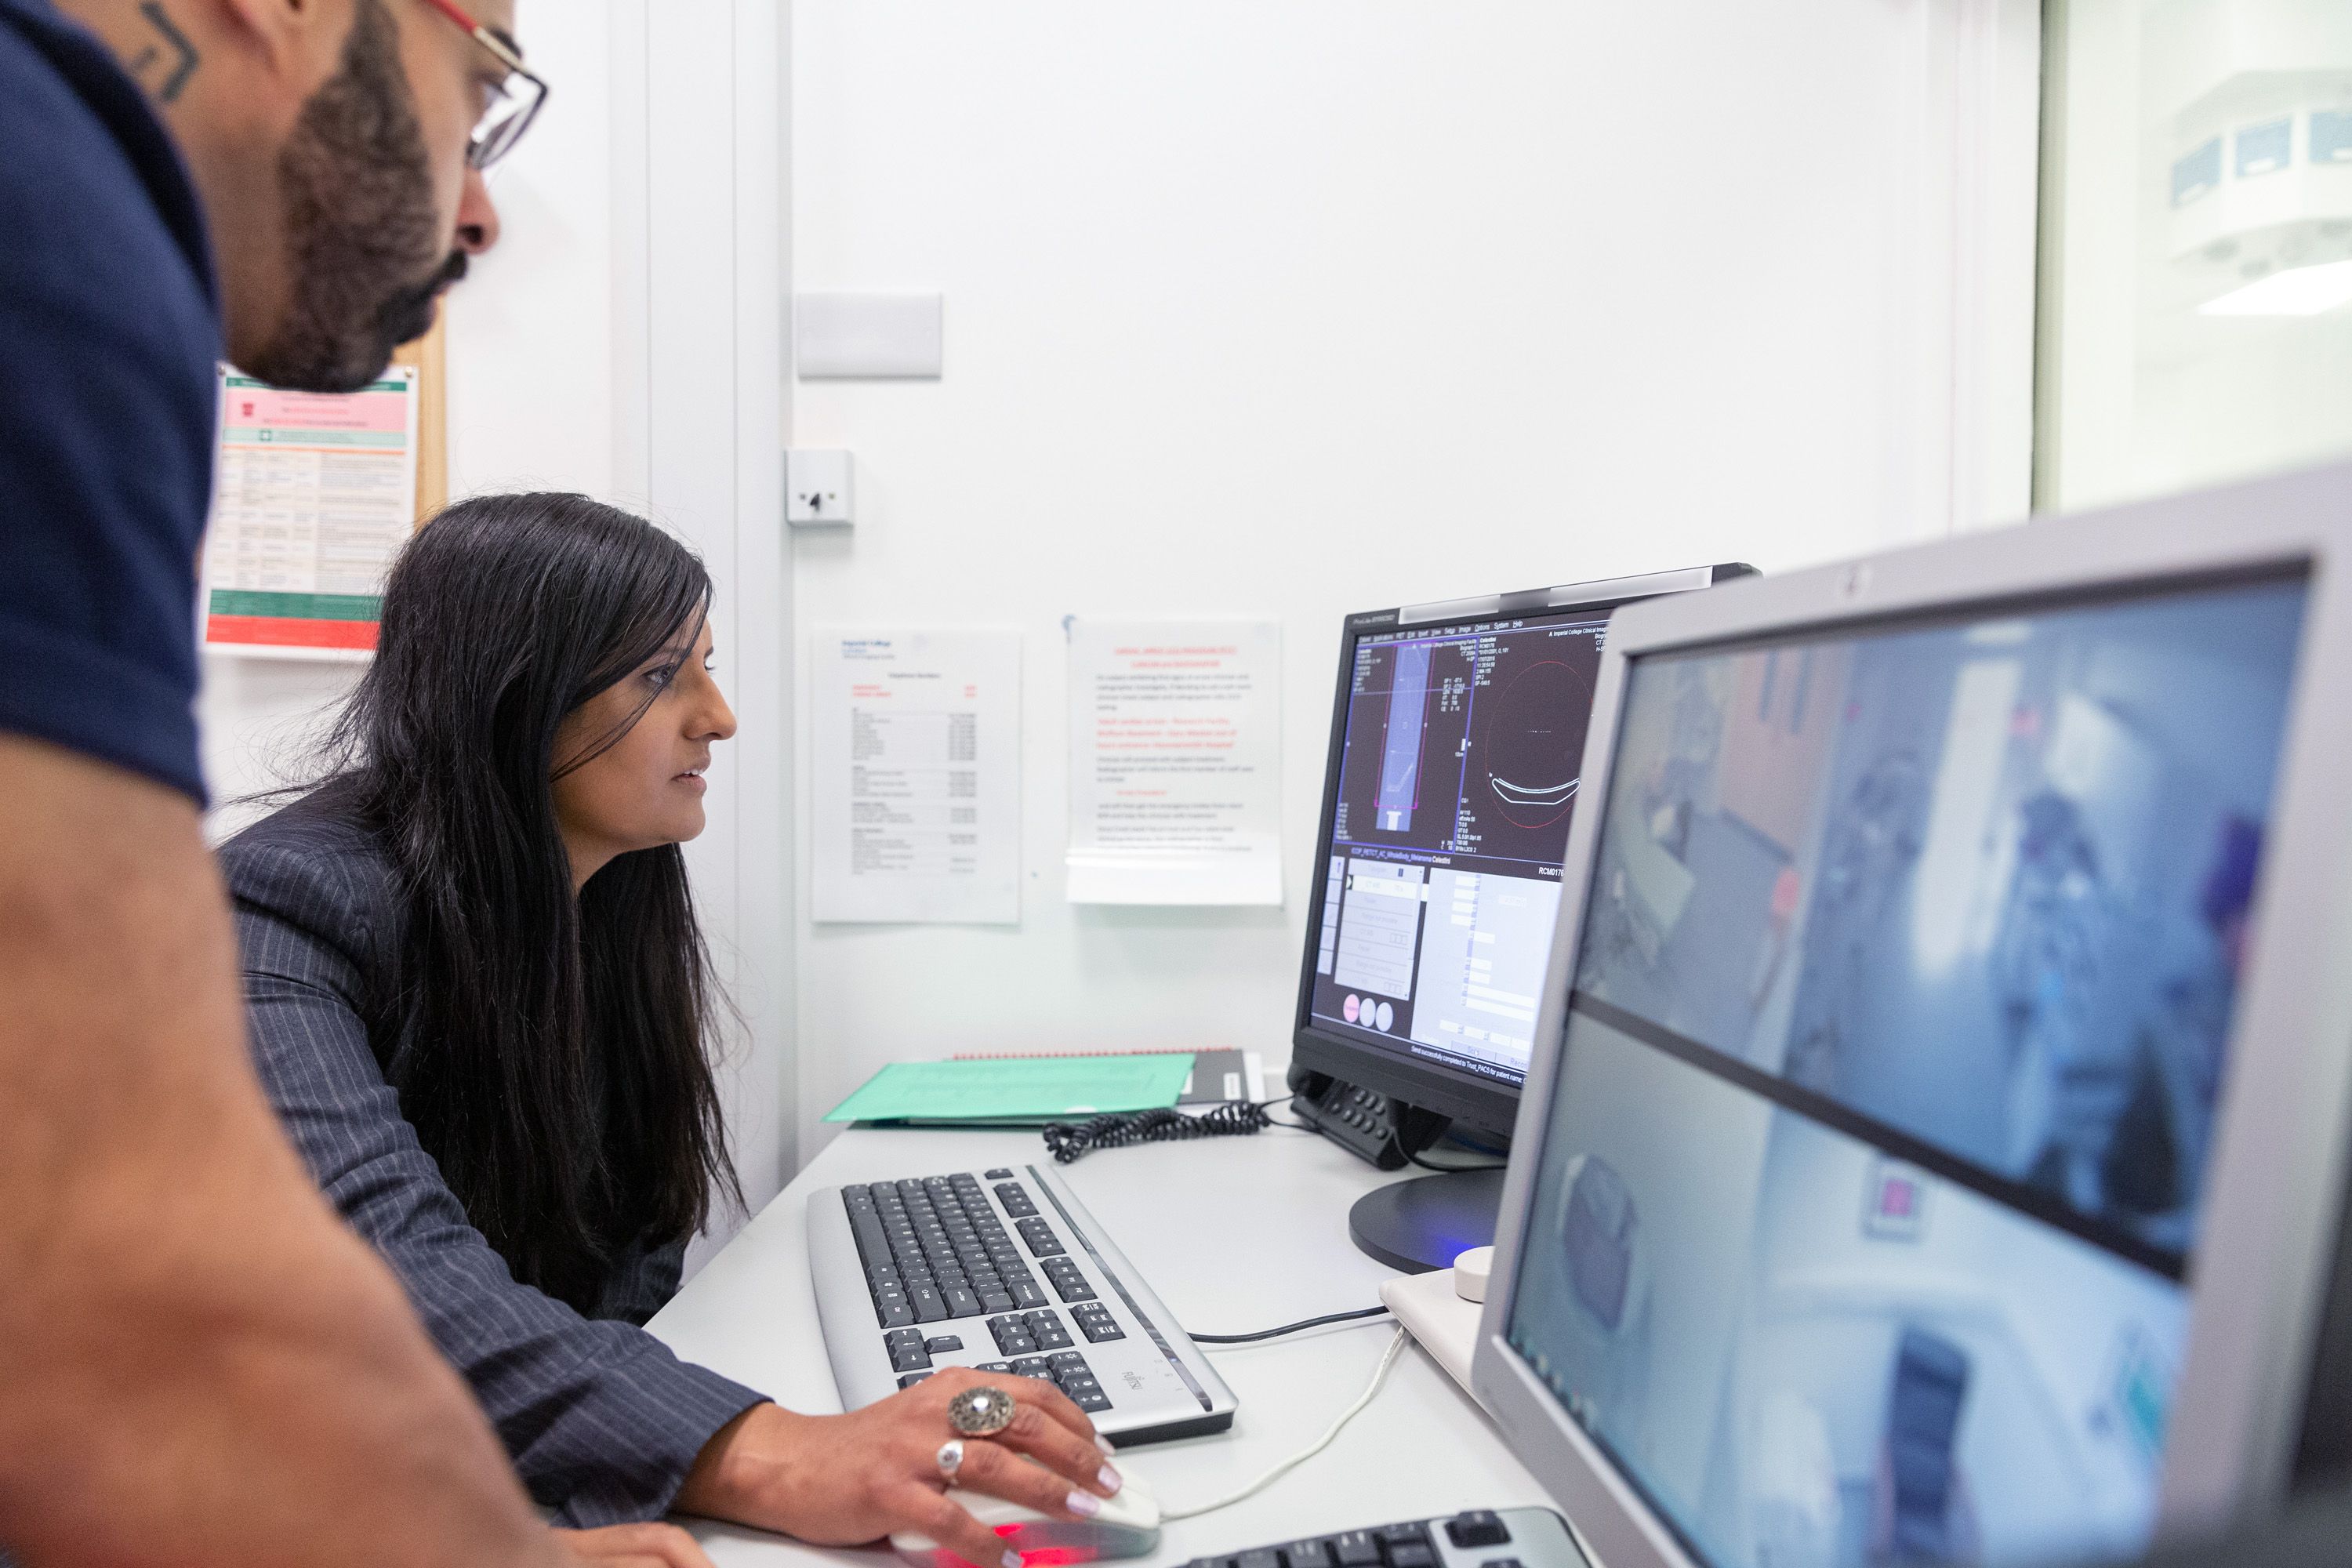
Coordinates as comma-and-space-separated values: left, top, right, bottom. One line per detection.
2035, 0, 2352, 512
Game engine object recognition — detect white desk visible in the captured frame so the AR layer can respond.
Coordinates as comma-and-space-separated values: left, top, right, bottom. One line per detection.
646, 1123, 1551, 1566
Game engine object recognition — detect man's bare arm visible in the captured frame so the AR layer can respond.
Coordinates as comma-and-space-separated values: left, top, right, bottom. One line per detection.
0, 735, 564, 1568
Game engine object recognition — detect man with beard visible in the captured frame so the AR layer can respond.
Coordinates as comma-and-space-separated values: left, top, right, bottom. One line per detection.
0, 2, 708, 1565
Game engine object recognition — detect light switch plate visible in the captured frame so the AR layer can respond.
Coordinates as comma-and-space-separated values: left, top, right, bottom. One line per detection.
786, 448, 853, 526
795, 292, 943, 379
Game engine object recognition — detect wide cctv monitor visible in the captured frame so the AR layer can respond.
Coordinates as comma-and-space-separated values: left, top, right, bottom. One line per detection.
1472, 463, 2352, 1568
1288, 565, 1752, 1269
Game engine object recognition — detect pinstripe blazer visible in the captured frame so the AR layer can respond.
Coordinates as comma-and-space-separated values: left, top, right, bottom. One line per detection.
217, 789, 767, 1526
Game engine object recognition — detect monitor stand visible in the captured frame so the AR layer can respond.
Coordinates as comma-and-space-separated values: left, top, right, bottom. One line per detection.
1348, 1166, 1509, 1273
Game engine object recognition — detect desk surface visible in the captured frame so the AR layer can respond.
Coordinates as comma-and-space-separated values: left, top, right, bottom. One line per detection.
646, 1123, 1550, 1566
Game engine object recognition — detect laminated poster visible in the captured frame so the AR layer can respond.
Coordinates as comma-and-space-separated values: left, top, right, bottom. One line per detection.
203, 367, 419, 659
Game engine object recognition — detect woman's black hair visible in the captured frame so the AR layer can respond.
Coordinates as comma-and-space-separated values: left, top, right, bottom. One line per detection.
315, 492, 739, 1312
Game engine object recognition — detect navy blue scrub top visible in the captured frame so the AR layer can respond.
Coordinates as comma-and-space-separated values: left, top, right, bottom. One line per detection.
0, 0, 221, 804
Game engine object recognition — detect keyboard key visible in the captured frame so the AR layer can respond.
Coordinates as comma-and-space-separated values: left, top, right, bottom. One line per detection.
1282, 1544, 1334, 1568
978, 1290, 1016, 1314
1376, 1525, 1431, 1548
975, 1360, 1012, 1374
909, 1283, 948, 1323
944, 1286, 983, 1318
984, 1167, 1014, 1179
1016, 1218, 1065, 1257
1331, 1534, 1381, 1568
1445, 1513, 1511, 1549
924, 1335, 963, 1354
885, 1341, 931, 1374
898, 1370, 934, 1389
1481, 1559, 1525, 1568
1010, 1356, 1054, 1379
1011, 1280, 1049, 1308
1388, 1547, 1436, 1568
1238, 1552, 1282, 1568
877, 1298, 916, 1328
1046, 1350, 1089, 1374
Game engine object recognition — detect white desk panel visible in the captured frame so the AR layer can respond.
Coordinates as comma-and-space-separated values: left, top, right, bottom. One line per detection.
645, 1125, 1552, 1566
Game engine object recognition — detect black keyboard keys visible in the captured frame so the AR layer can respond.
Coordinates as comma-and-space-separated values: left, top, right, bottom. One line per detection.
1015, 1215, 1065, 1256
986, 1313, 1040, 1356
883, 1327, 931, 1374
1040, 1256, 1094, 1301
1329, 1533, 1381, 1568
995, 1181, 1038, 1217
1069, 1301, 1123, 1342
1282, 1544, 1333, 1568
1044, 1349, 1110, 1412
1445, 1513, 1512, 1548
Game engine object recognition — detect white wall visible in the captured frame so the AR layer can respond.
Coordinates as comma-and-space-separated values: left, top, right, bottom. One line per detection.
786, 1, 2038, 1164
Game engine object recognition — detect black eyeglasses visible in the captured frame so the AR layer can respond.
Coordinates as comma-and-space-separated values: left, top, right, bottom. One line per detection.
418, 0, 548, 169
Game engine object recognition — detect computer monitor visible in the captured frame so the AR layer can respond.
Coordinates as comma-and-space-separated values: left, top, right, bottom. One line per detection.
1472, 462, 2352, 1568
1290, 564, 1755, 1269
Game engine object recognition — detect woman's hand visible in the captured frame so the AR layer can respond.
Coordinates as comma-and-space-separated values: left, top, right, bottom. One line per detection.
554, 1523, 717, 1568
675, 1367, 1124, 1568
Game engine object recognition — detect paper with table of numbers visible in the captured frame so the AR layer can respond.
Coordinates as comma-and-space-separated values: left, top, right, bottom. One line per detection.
811, 628, 1023, 924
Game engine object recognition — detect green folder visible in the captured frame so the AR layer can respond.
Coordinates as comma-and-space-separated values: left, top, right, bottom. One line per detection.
823, 1053, 1196, 1127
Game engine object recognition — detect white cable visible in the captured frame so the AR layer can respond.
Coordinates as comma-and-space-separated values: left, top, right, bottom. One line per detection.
1162, 1326, 1410, 1521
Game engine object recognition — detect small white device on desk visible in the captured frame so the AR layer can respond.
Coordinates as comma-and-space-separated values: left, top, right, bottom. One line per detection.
1379, 1245, 1491, 1397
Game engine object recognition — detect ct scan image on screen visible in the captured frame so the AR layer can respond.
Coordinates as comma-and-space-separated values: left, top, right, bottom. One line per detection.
1306, 607, 1608, 1083
1507, 572, 2310, 1568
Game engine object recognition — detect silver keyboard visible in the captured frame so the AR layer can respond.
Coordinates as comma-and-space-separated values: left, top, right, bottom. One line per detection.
808, 1162, 1238, 1445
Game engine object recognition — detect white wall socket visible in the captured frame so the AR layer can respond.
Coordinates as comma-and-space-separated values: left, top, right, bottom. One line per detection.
786, 448, 854, 526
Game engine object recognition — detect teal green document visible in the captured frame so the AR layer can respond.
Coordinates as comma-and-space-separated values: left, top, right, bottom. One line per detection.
823, 1054, 1196, 1125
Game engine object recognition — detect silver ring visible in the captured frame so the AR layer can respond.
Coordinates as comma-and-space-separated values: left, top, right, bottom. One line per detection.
935, 1437, 965, 1482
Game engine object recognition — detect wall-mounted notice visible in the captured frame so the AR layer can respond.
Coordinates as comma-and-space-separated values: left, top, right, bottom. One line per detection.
202, 367, 419, 659
812, 628, 1022, 924
1065, 619, 1282, 906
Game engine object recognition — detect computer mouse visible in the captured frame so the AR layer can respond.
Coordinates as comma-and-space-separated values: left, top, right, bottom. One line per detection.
889, 1466, 1161, 1568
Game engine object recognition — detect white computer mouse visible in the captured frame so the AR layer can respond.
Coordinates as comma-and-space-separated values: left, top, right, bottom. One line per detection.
889, 1467, 1161, 1568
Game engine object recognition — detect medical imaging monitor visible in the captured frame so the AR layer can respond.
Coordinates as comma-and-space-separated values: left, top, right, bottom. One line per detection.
1292, 565, 1753, 1138
1472, 463, 2352, 1568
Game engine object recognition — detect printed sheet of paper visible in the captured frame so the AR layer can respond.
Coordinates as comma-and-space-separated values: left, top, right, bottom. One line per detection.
203, 368, 419, 659
1065, 619, 1283, 905
812, 629, 1022, 924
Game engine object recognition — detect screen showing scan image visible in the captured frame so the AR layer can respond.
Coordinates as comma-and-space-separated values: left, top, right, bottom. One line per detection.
1508, 1012, 2187, 1568
1306, 607, 1610, 1083
1572, 575, 2306, 1265
1505, 572, 2310, 1568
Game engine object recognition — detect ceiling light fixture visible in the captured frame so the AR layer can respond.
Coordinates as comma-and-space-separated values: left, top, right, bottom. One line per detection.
2198, 259, 2352, 318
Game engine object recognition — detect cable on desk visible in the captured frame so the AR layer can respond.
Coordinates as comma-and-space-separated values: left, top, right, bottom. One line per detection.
1041, 1098, 1304, 1163
1187, 1305, 1392, 1343
1161, 1325, 1410, 1521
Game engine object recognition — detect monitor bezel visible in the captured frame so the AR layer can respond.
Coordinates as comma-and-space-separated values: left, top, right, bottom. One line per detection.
1290, 565, 1751, 1137
1471, 460, 2352, 1567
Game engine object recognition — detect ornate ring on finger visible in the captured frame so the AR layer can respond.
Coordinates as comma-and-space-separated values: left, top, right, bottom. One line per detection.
946, 1383, 1018, 1438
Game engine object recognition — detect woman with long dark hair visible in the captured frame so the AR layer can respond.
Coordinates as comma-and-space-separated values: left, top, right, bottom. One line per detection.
221, 494, 1120, 1555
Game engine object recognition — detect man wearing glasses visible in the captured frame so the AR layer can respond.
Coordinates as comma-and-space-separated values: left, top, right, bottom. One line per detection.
0, 2, 700, 1565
